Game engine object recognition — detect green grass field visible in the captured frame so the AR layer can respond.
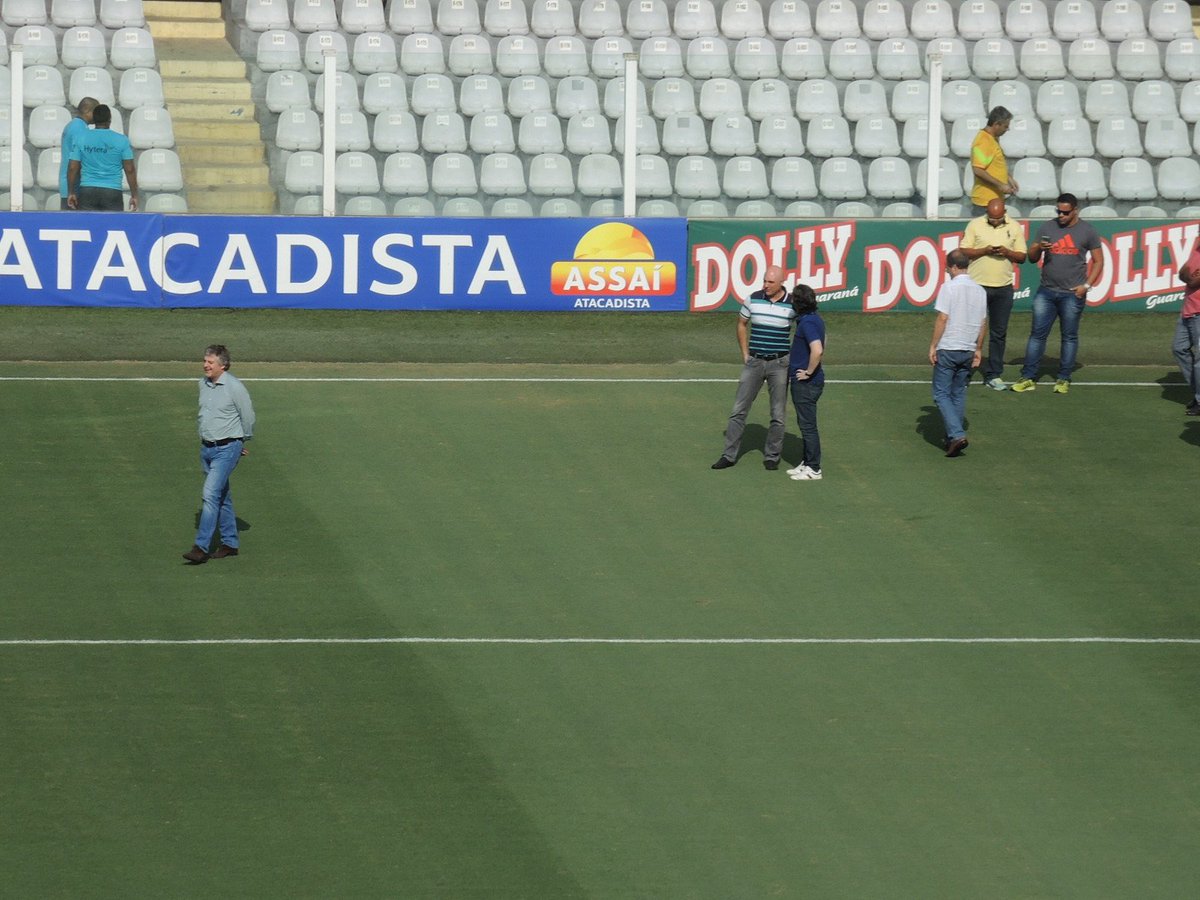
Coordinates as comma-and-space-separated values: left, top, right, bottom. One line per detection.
2, 310, 1199, 897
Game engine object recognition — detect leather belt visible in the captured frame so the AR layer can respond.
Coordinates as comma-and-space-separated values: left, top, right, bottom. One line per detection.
202, 437, 243, 447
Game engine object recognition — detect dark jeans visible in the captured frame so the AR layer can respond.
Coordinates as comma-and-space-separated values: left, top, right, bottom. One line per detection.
790, 379, 823, 470
982, 283, 1014, 381
1021, 287, 1086, 381
78, 186, 124, 211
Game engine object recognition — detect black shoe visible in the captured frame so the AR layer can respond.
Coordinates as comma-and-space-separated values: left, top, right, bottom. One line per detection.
1187, 402, 1200, 416
945, 437, 969, 458
711, 457, 736, 469
182, 545, 210, 564
763, 459, 779, 470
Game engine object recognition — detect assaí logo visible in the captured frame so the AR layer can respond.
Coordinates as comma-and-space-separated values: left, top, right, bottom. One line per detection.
550, 223, 677, 308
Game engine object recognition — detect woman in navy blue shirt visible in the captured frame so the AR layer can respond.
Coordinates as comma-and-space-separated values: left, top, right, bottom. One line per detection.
785, 284, 825, 481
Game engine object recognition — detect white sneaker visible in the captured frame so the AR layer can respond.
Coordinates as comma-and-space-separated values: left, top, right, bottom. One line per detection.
790, 465, 823, 481
784, 464, 807, 476
985, 377, 1008, 391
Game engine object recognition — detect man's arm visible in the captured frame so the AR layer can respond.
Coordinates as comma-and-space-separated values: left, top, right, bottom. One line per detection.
795, 339, 823, 380
736, 315, 750, 363
122, 159, 138, 211
1079, 245, 1104, 297
1027, 230, 1047, 264
66, 159, 81, 209
974, 317, 988, 368
929, 312, 948, 365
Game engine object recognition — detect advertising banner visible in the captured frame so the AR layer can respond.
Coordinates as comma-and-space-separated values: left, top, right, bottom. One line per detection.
0, 213, 688, 311
689, 217, 1200, 313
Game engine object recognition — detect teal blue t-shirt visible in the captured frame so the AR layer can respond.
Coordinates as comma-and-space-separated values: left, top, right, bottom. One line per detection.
69, 128, 133, 190
59, 116, 89, 197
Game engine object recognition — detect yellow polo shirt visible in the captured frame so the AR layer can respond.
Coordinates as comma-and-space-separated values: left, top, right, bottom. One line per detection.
961, 215, 1027, 287
970, 129, 1007, 207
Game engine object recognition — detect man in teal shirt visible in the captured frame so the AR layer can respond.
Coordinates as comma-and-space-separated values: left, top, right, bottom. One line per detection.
58, 97, 97, 210
66, 104, 138, 211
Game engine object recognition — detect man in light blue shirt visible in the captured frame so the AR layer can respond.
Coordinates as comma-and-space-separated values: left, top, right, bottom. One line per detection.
184, 345, 256, 564
58, 97, 97, 209
66, 104, 138, 211
929, 249, 987, 458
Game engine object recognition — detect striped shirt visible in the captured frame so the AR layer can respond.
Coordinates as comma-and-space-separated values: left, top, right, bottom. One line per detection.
739, 290, 795, 357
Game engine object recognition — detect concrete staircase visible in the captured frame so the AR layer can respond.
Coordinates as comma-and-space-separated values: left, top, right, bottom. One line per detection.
144, 1, 275, 214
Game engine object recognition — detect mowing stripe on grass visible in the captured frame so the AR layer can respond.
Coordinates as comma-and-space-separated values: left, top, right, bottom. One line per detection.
3, 636, 1199, 646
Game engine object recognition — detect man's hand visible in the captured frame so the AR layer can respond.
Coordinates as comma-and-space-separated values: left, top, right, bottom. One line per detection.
1074, 283, 1089, 299
67, 194, 78, 210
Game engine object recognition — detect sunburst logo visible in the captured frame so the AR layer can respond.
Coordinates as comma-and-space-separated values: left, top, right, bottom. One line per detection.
550, 223, 677, 296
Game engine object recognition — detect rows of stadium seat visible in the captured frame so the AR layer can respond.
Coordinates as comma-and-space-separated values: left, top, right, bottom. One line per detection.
248, 25, 1200, 84
1, 0, 144, 29
234, 0, 1200, 217
232, 0, 1194, 45
262, 70, 1200, 127
276, 146, 1200, 203
284, 193, 1200, 219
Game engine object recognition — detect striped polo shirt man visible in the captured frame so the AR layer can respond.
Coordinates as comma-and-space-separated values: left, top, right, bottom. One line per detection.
741, 291, 797, 359
712, 265, 797, 471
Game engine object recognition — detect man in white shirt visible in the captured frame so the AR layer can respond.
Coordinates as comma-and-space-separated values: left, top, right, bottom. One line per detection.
929, 249, 988, 458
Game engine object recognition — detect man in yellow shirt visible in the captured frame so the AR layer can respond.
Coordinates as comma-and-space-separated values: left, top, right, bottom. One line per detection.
970, 107, 1018, 216
959, 198, 1028, 390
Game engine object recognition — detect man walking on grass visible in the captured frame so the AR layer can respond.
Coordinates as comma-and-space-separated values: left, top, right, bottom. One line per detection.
1011, 193, 1103, 395
930, 249, 987, 458
183, 345, 255, 565
711, 264, 795, 471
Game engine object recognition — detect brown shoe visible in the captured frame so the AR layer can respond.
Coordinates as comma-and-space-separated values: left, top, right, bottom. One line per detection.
182, 545, 210, 564
945, 437, 969, 458
211, 545, 239, 559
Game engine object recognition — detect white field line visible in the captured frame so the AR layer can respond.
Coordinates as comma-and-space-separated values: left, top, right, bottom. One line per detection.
2, 637, 1199, 647
0, 376, 1176, 386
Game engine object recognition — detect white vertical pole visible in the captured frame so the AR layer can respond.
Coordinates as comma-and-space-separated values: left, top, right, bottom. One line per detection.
321, 49, 337, 216
621, 53, 637, 218
10, 45, 23, 211
924, 51, 944, 220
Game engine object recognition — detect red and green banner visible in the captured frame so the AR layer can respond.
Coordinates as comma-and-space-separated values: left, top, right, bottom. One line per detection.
689, 218, 1200, 313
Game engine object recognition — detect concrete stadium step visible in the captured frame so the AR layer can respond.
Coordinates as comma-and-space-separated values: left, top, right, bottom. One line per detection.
172, 119, 261, 142
176, 141, 264, 166
186, 186, 277, 215
145, 0, 276, 215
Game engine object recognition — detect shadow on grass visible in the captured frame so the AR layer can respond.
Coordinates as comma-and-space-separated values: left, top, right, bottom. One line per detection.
916, 405, 945, 450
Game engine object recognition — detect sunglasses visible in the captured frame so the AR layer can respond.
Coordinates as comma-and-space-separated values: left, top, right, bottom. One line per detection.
1055, 208, 1075, 217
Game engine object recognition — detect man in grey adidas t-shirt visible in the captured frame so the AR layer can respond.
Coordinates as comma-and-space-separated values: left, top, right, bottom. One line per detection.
1012, 193, 1104, 395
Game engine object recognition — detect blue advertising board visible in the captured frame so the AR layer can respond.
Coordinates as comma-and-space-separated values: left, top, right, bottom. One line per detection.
0, 213, 688, 311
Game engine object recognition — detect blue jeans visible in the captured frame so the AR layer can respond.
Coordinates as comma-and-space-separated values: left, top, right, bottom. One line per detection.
196, 440, 243, 550
1172, 315, 1200, 404
790, 379, 823, 470
1021, 287, 1085, 382
932, 349, 974, 441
